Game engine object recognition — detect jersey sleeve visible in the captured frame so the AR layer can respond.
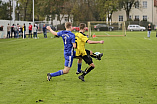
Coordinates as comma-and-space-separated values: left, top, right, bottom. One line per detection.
71, 33, 75, 43
57, 31, 62, 37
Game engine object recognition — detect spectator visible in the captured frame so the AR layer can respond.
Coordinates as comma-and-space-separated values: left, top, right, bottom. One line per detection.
18, 25, 22, 37
43, 24, 47, 38
16, 23, 19, 38
23, 23, 26, 38
32, 24, 37, 39
35, 24, 38, 37
147, 24, 151, 38
28, 23, 32, 38
7, 23, 11, 38
14, 24, 18, 38
11, 24, 14, 38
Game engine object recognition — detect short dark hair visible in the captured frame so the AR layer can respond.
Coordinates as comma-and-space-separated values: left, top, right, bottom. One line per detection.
79, 23, 86, 30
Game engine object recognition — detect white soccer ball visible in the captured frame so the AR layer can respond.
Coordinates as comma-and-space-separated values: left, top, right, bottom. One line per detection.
94, 52, 100, 55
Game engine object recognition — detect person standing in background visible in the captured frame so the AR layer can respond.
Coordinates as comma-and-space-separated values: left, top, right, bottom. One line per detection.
43, 24, 47, 38
16, 23, 19, 38
7, 23, 11, 38
23, 23, 26, 38
14, 24, 17, 38
147, 24, 151, 38
32, 24, 37, 39
35, 24, 38, 37
28, 23, 32, 38
11, 24, 14, 38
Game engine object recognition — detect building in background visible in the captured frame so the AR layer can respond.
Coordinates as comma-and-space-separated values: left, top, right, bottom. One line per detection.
112, 0, 157, 25
43, 14, 73, 26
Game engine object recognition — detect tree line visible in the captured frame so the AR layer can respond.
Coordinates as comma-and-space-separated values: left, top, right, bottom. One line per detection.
0, 0, 139, 23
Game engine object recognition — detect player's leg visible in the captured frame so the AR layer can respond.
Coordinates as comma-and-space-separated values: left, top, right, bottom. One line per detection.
86, 49, 103, 60
47, 55, 73, 81
47, 66, 71, 81
73, 51, 85, 74
76, 58, 85, 74
76, 58, 82, 73
78, 55, 95, 81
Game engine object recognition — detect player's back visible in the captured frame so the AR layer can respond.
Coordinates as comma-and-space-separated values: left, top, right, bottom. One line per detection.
57, 30, 75, 55
75, 32, 88, 56
75, 32, 88, 49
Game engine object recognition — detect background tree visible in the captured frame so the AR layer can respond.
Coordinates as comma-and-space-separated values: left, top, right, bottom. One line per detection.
0, 0, 12, 20
2, 0, 140, 23
118, 0, 137, 21
96, 0, 118, 21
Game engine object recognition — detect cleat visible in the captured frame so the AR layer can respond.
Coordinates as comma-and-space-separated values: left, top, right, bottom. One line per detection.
76, 70, 86, 75
76, 71, 81, 75
97, 53, 103, 60
47, 73, 51, 81
78, 75, 85, 82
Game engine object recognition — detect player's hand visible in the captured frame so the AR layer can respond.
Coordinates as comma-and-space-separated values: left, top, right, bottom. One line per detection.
100, 40, 104, 44
46, 26, 51, 30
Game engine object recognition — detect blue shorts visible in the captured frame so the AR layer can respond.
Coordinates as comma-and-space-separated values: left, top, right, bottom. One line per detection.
64, 51, 76, 67
64, 55, 74, 67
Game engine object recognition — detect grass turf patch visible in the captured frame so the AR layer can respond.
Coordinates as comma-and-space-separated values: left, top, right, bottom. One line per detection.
0, 31, 157, 104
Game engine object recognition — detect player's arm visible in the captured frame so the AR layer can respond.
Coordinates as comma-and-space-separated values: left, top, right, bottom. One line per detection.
46, 26, 57, 36
87, 40, 104, 44
72, 43, 76, 49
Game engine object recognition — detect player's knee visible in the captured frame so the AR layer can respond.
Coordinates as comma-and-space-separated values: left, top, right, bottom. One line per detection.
90, 63, 95, 68
63, 69, 70, 74
90, 51, 93, 55
63, 70, 69, 74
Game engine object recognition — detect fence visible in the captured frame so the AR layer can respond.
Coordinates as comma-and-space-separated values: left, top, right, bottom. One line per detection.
0, 20, 33, 38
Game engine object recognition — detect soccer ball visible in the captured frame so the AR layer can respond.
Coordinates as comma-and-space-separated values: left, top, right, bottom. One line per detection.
94, 52, 100, 55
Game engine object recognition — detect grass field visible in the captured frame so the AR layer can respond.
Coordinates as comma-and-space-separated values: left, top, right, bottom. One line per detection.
0, 31, 157, 104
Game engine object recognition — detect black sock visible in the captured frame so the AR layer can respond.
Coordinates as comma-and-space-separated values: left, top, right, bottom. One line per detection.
82, 66, 94, 76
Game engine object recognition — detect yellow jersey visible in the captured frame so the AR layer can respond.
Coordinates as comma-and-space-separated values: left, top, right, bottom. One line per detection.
75, 32, 88, 56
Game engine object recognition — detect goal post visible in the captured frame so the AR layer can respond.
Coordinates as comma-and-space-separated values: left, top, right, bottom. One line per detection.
87, 21, 126, 37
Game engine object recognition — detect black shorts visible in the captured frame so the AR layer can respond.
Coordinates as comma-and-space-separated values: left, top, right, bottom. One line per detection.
82, 55, 93, 65
85, 49, 90, 55
74, 49, 93, 65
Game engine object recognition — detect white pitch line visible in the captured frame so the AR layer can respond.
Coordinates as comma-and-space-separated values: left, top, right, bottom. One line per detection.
104, 32, 110, 36
144, 37, 151, 40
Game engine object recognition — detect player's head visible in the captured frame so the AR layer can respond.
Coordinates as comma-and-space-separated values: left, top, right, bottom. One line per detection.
79, 23, 86, 32
65, 22, 72, 30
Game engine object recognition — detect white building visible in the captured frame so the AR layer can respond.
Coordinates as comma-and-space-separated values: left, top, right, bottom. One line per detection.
112, 0, 157, 25
44, 14, 73, 26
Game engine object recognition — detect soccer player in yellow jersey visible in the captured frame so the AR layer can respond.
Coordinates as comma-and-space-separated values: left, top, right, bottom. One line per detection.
75, 23, 104, 81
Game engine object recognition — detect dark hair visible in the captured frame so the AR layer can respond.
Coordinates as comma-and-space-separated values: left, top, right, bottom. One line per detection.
79, 23, 86, 30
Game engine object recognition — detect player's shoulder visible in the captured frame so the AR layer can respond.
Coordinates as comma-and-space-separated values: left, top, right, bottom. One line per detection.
75, 32, 83, 36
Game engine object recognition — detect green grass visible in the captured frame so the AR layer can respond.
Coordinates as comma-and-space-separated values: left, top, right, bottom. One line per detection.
0, 31, 157, 104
